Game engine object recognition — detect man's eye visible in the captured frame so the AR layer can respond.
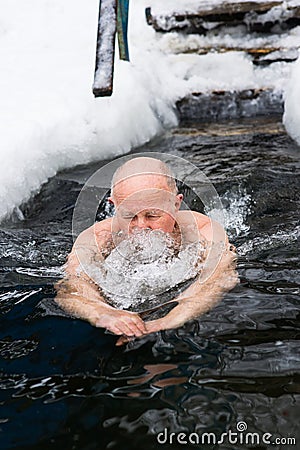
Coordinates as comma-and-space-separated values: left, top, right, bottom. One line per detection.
123, 215, 134, 220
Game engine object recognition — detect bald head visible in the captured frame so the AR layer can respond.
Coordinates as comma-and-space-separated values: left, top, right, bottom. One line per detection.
109, 157, 183, 234
111, 157, 177, 199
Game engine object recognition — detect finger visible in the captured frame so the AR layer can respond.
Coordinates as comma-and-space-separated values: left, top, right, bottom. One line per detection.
115, 336, 132, 347
108, 325, 124, 336
131, 318, 147, 335
123, 316, 146, 335
106, 318, 141, 337
94, 314, 122, 333
121, 319, 144, 337
120, 318, 147, 336
118, 320, 137, 336
133, 315, 147, 333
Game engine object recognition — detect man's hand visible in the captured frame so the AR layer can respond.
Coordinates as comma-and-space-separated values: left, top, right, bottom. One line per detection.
115, 245, 238, 345
55, 280, 147, 338
93, 308, 147, 337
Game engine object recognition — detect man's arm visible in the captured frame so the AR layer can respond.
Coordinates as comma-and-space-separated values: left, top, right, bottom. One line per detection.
145, 216, 238, 333
55, 224, 147, 337
145, 243, 238, 333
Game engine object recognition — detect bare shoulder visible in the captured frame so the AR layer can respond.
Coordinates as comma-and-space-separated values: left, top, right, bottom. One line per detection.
177, 210, 227, 243
75, 218, 113, 246
93, 218, 113, 235
67, 218, 113, 272
177, 210, 211, 229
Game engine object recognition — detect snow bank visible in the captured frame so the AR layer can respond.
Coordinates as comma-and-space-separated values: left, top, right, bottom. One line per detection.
283, 57, 300, 146
0, 0, 182, 220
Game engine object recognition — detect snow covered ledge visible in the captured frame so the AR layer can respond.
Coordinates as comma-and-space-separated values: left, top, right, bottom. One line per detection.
283, 57, 300, 146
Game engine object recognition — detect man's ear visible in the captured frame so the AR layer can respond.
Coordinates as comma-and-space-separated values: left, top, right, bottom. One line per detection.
108, 196, 114, 204
175, 193, 183, 210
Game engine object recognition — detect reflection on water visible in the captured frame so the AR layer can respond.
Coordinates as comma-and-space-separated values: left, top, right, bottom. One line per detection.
0, 117, 299, 449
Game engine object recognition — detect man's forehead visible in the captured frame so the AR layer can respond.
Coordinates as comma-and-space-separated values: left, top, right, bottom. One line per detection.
113, 174, 173, 197
116, 189, 174, 208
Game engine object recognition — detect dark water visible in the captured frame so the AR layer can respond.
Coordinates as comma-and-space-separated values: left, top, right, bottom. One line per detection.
0, 117, 299, 449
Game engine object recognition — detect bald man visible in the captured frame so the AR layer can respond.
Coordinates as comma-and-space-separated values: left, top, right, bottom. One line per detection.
55, 157, 238, 343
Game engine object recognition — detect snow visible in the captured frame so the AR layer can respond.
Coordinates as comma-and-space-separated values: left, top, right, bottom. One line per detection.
0, 0, 180, 220
283, 57, 300, 145
0, 0, 299, 221
157, 25, 300, 54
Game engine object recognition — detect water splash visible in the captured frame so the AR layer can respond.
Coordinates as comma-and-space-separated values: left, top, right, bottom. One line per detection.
237, 225, 300, 257
206, 186, 252, 239
88, 229, 206, 310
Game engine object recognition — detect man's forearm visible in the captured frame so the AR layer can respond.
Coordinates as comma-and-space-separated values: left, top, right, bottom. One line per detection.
145, 245, 238, 332
56, 230, 148, 337
55, 275, 147, 337
55, 276, 115, 322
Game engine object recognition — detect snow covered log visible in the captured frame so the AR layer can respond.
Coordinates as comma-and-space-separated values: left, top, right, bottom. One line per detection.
169, 45, 299, 66
93, 0, 117, 97
146, 1, 300, 34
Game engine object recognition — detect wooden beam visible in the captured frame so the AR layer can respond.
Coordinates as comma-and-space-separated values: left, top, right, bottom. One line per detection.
117, 0, 130, 61
93, 0, 117, 97
147, 1, 300, 34
169, 45, 299, 66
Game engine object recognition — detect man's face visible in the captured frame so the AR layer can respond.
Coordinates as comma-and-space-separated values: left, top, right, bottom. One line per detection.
110, 175, 182, 234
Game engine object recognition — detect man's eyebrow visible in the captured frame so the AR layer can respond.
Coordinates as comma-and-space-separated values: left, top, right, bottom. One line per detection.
120, 209, 135, 216
146, 209, 162, 214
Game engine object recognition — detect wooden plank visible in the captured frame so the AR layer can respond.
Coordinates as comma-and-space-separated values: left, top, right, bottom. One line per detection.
154, 1, 282, 18
169, 45, 299, 65
93, 0, 117, 97
172, 45, 287, 55
252, 47, 299, 66
117, 0, 130, 61
147, 1, 300, 34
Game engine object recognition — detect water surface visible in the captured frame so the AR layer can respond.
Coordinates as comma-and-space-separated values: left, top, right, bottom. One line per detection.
0, 117, 299, 449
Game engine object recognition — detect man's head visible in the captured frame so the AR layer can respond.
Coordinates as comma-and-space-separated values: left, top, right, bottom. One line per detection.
109, 157, 183, 233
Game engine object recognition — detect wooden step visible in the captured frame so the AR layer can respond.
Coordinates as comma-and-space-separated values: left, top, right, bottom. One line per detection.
170, 45, 299, 66
176, 88, 283, 123
146, 1, 300, 34
251, 47, 299, 65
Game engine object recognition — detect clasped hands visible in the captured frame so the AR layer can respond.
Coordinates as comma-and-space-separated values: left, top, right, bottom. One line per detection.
92, 307, 165, 346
